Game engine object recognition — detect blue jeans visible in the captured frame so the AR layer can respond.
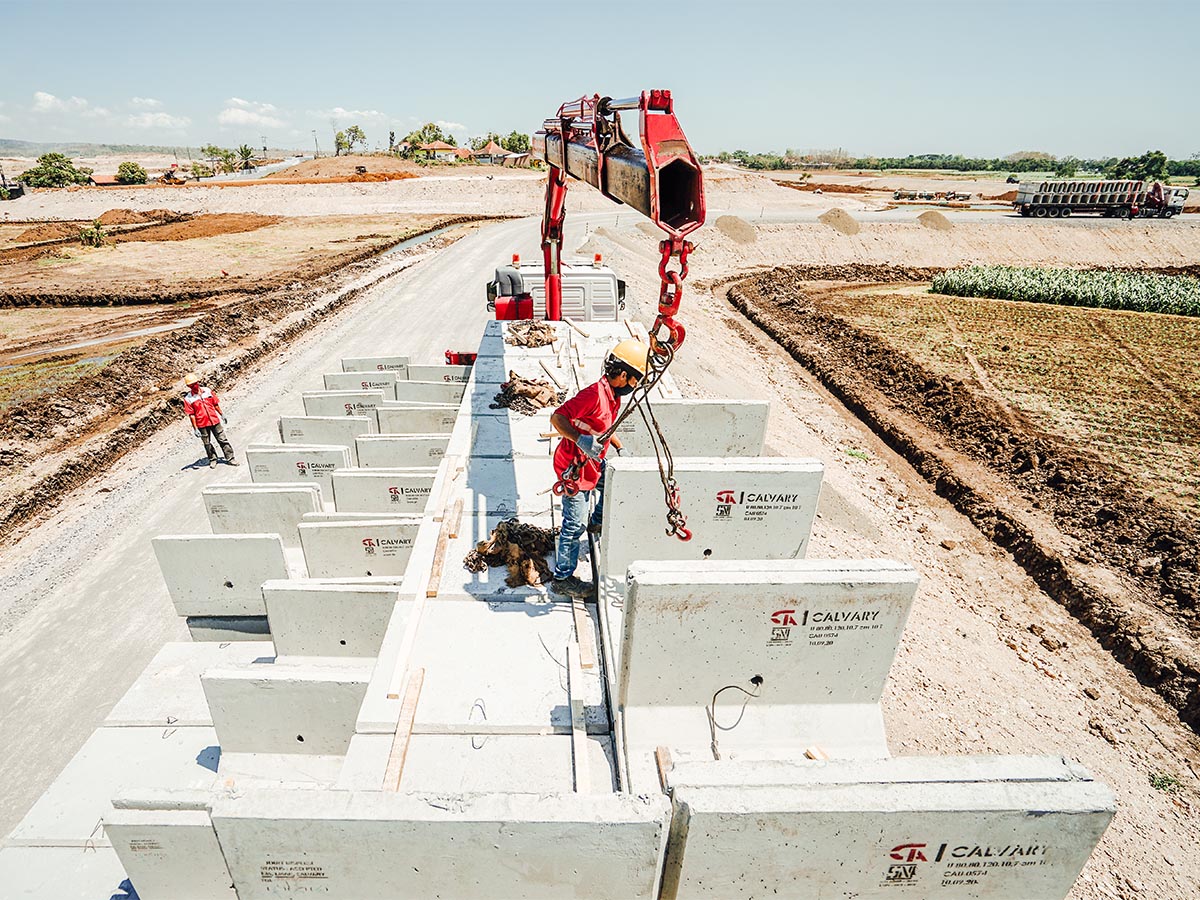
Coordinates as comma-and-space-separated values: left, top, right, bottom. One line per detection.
553, 463, 606, 580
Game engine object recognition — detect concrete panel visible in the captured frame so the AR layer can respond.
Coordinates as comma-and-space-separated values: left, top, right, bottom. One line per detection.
392, 379, 466, 404
599, 458, 823, 608
323, 370, 399, 398
0, 846, 129, 900
341, 355, 409, 373
211, 790, 670, 900
203, 484, 322, 548
298, 519, 420, 577
105, 641, 274, 727
152, 534, 288, 617
356, 601, 423, 733
610, 399, 769, 457
406, 363, 474, 383
663, 773, 1114, 899
375, 403, 459, 435
301, 389, 387, 419
5, 726, 219, 847
279, 415, 375, 461
263, 580, 410, 658
332, 469, 437, 514
408, 599, 607, 734
356, 433, 450, 468
460, 457, 559, 517
245, 444, 351, 496
620, 560, 919, 763
201, 662, 371, 756
105, 807, 235, 900
302, 511, 412, 523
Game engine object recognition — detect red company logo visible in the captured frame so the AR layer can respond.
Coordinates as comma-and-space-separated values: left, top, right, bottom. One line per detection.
889, 844, 928, 863
716, 490, 738, 504
771, 609, 798, 626
295, 462, 308, 476
362, 538, 377, 548
360, 381, 370, 390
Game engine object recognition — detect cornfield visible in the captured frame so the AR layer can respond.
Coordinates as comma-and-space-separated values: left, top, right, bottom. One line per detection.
930, 265, 1200, 317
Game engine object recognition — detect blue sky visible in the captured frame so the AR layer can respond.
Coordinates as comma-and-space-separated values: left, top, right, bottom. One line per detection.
1, 0, 1195, 158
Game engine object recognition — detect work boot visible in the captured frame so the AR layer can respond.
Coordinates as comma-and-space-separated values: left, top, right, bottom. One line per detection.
549, 575, 593, 598
226, 458, 240, 466
208, 458, 217, 469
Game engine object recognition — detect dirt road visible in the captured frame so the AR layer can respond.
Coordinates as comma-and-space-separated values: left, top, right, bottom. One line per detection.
3, 209, 1198, 896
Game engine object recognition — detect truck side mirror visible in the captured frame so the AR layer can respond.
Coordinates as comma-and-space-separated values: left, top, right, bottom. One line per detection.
617, 279, 627, 309
486, 281, 498, 311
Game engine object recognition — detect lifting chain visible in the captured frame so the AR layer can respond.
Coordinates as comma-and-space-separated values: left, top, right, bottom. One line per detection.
551, 235, 695, 542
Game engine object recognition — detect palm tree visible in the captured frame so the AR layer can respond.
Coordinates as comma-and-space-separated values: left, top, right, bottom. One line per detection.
237, 145, 256, 171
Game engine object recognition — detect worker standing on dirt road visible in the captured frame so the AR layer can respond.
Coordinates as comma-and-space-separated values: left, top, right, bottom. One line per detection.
182, 373, 238, 470
547, 340, 647, 598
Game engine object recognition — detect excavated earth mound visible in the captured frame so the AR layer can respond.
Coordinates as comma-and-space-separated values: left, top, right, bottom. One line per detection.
715, 215, 757, 244
818, 208, 860, 235
918, 210, 953, 231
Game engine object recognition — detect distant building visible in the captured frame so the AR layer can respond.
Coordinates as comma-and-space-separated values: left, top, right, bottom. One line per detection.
419, 140, 459, 162
472, 140, 508, 165
88, 174, 123, 187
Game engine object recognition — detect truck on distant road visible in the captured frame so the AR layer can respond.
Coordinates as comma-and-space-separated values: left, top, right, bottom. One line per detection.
1014, 179, 1188, 219
487, 255, 626, 321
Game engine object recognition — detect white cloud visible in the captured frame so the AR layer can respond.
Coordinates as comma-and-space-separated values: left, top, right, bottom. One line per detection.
218, 98, 285, 129
313, 106, 390, 124
0, 113, 9, 124
31, 91, 109, 118
130, 97, 163, 109
127, 111, 191, 129
436, 120, 466, 132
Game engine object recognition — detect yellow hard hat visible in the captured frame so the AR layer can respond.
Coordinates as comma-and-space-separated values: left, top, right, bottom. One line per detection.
607, 339, 649, 378
182, 372, 200, 387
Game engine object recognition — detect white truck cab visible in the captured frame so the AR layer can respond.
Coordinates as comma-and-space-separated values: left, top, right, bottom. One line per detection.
487, 256, 626, 322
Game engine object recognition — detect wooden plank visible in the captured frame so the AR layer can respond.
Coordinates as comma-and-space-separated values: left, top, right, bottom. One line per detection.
382, 668, 425, 791
804, 745, 830, 761
655, 745, 674, 793
566, 643, 590, 794
572, 597, 597, 670
425, 517, 452, 598
563, 317, 591, 338
446, 497, 465, 540
539, 360, 565, 390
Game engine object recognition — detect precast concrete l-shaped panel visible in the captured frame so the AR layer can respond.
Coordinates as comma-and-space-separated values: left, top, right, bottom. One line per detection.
610, 399, 770, 457
341, 355, 409, 374
661, 763, 1115, 899
203, 483, 322, 548
298, 518, 420, 577
355, 433, 450, 468
279, 415, 375, 462
245, 444, 352, 496
152, 534, 289, 617
375, 403, 460, 434
392, 379, 467, 405
262, 579, 409, 658
105, 806, 235, 900
323, 370, 399, 398
406, 363, 474, 383
210, 790, 671, 899
301, 390, 387, 420
331, 469, 437, 514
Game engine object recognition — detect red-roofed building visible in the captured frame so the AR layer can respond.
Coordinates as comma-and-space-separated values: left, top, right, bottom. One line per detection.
420, 141, 459, 162
472, 140, 507, 164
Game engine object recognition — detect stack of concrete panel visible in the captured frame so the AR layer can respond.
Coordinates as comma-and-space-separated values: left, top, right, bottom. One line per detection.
279, 415, 375, 463
355, 433, 449, 468
203, 483, 322, 548
391, 379, 465, 405
245, 443, 351, 497
323, 370, 399, 398
301, 389, 387, 419
375, 404, 459, 435
341, 355, 409, 374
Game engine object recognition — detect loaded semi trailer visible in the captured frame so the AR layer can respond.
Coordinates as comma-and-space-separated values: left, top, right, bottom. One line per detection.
1015, 178, 1188, 219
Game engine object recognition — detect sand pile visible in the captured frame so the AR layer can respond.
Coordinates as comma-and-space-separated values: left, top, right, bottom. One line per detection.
819, 208, 860, 235
115, 213, 281, 243
918, 211, 953, 232
97, 209, 183, 226
716, 215, 757, 244
14, 223, 79, 243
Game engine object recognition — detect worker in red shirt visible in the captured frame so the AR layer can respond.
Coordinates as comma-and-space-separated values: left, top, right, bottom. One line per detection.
547, 339, 648, 597
182, 372, 238, 469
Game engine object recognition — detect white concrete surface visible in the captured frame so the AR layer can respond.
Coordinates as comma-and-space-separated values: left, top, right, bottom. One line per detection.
620, 560, 919, 777
663, 771, 1114, 898
375, 403, 459, 434
331, 468, 437, 514
210, 790, 671, 899
105, 641, 274, 727
301, 511, 407, 523
460, 457, 559, 517
245, 444, 351, 496
298, 518, 420, 578
610, 398, 770, 457
406, 363, 473, 383
0, 846, 130, 900
152, 534, 289, 617
392, 379, 466, 404
341, 355, 409, 373
446, 406, 556, 461
202, 662, 371, 756
203, 484, 322, 548
300, 389, 387, 419
263, 580, 409, 658
5, 725, 219, 848
322, 370, 399, 398
105, 807, 235, 900
278, 415, 374, 462
407, 599, 607, 734
355, 433, 449, 468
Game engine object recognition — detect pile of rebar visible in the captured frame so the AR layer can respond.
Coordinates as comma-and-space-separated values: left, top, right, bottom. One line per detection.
489, 373, 565, 416
463, 517, 559, 587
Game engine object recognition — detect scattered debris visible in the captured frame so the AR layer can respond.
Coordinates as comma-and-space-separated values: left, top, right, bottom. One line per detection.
463, 517, 559, 587
504, 320, 558, 348
489, 373, 565, 416
940, 538, 958, 550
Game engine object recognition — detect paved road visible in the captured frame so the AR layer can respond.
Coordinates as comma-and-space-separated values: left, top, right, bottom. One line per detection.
0, 214, 588, 835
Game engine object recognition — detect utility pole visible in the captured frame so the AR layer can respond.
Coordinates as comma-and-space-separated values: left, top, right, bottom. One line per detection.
261, 135, 268, 156
312, 130, 320, 159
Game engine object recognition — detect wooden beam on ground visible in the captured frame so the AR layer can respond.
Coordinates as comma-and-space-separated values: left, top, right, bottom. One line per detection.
655, 745, 674, 793
446, 497, 464, 540
563, 317, 591, 339
539, 360, 565, 390
572, 597, 597, 670
383, 668, 424, 791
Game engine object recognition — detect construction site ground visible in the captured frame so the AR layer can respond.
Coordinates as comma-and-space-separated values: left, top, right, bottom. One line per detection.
1, 168, 1199, 898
